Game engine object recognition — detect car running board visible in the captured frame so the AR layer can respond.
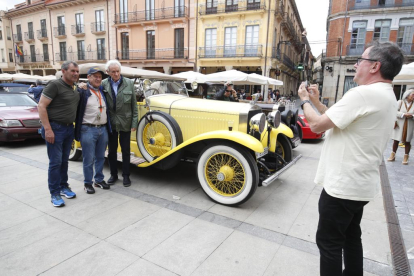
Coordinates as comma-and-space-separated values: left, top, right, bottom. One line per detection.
104, 150, 147, 166
261, 154, 302, 187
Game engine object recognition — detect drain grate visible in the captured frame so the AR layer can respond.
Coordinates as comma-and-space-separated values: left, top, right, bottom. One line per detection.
379, 161, 412, 276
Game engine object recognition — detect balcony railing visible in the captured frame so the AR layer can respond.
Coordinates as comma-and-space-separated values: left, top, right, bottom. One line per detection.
275, 0, 285, 17
91, 22, 105, 34
199, 1, 265, 15
13, 33, 23, 42
15, 54, 47, 63
24, 31, 35, 42
53, 26, 66, 38
272, 47, 281, 59
398, 43, 414, 55
198, 45, 263, 58
117, 48, 188, 60
282, 54, 295, 71
348, 0, 414, 11
280, 14, 295, 38
55, 50, 106, 62
346, 44, 365, 56
115, 6, 187, 24
37, 29, 48, 40
72, 24, 85, 36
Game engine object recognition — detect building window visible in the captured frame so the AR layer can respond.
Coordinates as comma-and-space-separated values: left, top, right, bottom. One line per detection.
77, 40, 85, 60
205, 28, 217, 57
57, 16, 65, 36
344, 76, 358, 95
0, 31, 2, 40
40, 19, 47, 37
97, 38, 105, 60
43, 44, 49, 61
8, 49, 13, 62
373, 20, 391, 42
245, 25, 259, 57
16, 25, 22, 41
28, 22, 34, 39
206, 0, 218, 14
95, 10, 105, 32
6, 27, 11, 40
146, 30, 155, 59
75, 13, 84, 34
1, 49, 4, 62
247, 0, 261, 10
398, 18, 414, 54
349, 21, 367, 55
224, 26, 237, 57
59, 42, 66, 61
120, 0, 128, 23
19, 46, 24, 63
175, 0, 185, 17
30, 45, 36, 62
226, 0, 238, 12
174, 28, 184, 58
146, 0, 154, 20
378, 0, 394, 6
121, 32, 129, 59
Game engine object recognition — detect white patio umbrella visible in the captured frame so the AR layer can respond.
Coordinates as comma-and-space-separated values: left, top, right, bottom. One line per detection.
249, 73, 283, 86
0, 73, 13, 81
204, 70, 268, 85
172, 71, 207, 83
392, 62, 414, 85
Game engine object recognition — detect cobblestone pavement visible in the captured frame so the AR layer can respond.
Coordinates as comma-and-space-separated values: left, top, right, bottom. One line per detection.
0, 137, 411, 276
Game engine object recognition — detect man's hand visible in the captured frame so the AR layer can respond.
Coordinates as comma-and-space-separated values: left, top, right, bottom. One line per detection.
232, 90, 238, 98
308, 84, 320, 104
131, 128, 137, 132
45, 129, 55, 144
78, 82, 87, 90
404, 113, 413, 118
298, 83, 310, 101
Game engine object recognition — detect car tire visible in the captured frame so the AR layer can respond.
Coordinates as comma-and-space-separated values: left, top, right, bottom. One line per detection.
276, 134, 293, 162
137, 111, 183, 162
197, 143, 259, 206
297, 124, 303, 142
69, 140, 82, 161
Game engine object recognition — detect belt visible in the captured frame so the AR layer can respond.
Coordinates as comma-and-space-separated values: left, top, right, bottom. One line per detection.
49, 120, 73, 126
83, 123, 105, 128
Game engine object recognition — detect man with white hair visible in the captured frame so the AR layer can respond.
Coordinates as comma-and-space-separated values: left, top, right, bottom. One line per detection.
101, 60, 138, 187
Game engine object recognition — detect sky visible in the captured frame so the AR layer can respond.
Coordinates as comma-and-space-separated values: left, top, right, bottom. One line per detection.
295, 0, 329, 58
1, 0, 329, 57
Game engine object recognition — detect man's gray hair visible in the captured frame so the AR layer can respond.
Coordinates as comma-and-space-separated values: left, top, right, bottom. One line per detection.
367, 41, 405, 81
35, 79, 42, 86
105, 60, 122, 72
61, 61, 78, 71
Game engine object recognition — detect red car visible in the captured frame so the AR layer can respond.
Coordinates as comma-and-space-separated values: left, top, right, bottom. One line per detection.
0, 92, 42, 142
297, 114, 325, 140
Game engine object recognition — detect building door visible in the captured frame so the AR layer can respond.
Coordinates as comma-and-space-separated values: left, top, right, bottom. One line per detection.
97, 38, 105, 60
40, 19, 47, 37
77, 41, 85, 60
75, 13, 84, 34
224, 27, 237, 57
245, 25, 259, 56
28, 22, 34, 39
205, 28, 217, 57
147, 30, 155, 59
95, 10, 104, 32
206, 0, 218, 14
121, 32, 129, 59
398, 18, 414, 55
57, 16, 65, 36
16, 25, 22, 41
43, 44, 49, 61
30, 45, 36, 62
59, 42, 66, 61
349, 21, 367, 55
175, 0, 185, 17
120, 0, 128, 23
343, 76, 358, 95
174, 28, 184, 58
146, 0, 155, 20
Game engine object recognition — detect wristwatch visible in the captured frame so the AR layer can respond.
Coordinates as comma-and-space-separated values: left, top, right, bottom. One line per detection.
301, 100, 311, 109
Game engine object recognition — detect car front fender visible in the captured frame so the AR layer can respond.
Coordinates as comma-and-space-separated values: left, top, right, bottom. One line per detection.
138, 130, 264, 167
268, 123, 294, 152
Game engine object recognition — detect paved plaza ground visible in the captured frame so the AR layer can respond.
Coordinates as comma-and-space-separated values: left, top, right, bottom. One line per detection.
0, 137, 412, 276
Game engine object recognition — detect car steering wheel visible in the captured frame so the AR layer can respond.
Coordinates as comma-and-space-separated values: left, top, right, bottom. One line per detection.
145, 88, 159, 96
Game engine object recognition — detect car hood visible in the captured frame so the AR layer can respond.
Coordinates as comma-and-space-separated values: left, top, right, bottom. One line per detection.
149, 95, 253, 115
0, 106, 39, 120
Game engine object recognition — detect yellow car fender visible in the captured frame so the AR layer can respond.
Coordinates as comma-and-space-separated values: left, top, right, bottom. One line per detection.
138, 130, 264, 167
268, 123, 294, 152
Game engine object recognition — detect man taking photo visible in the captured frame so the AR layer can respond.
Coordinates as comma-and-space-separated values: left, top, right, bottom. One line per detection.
214, 81, 239, 102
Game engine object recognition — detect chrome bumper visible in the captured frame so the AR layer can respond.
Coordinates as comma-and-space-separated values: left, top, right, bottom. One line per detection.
261, 154, 302, 187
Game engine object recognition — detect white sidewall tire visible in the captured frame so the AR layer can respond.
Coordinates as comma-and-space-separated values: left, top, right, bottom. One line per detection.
197, 145, 255, 205
69, 140, 82, 161
137, 113, 179, 162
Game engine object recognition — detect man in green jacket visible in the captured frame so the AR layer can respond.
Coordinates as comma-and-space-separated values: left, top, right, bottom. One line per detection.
101, 60, 138, 187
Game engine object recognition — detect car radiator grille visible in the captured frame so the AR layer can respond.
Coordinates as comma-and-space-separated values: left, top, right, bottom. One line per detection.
22, 119, 41, 128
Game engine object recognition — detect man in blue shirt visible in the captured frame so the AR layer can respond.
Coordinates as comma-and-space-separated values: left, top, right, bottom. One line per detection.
28, 79, 44, 102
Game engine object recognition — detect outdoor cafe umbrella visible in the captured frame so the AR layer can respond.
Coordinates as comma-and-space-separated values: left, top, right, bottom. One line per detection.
248, 73, 283, 86
393, 62, 414, 85
172, 71, 207, 83
0, 73, 13, 81
204, 70, 268, 85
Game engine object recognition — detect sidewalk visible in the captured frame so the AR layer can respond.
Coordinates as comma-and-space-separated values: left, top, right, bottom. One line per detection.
0, 138, 407, 275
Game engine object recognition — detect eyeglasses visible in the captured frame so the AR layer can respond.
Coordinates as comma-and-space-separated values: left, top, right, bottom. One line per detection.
357, 57, 379, 66
225, 90, 232, 92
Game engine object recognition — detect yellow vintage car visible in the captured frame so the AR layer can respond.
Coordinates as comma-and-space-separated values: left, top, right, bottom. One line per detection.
69, 65, 300, 206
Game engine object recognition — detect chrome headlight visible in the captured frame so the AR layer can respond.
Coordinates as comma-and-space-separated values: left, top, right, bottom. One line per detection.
191, 81, 198, 90
249, 113, 266, 133
268, 110, 281, 128
0, 119, 23, 127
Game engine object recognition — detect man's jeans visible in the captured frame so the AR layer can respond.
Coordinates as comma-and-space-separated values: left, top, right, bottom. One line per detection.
79, 125, 108, 184
108, 130, 131, 177
316, 189, 368, 276
41, 122, 74, 196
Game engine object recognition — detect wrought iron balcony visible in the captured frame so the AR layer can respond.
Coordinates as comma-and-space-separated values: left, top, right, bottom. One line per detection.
24, 31, 35, 42
280, 14, 295, 38
15, 54, 47, 63
53, 26, 66, 38
55, 50, 106, 62
282, 54, 295, 71
71, 24, 85, 36
348, 0, 414, 11
346, 44, 365, 56
198, 45, 263, 58
91, 22, 105, 34
117, 48, 188, 60
199, 1, 265, 15
13, 33, 23, 42
115, 6, 187, 24
272, 47, 281, 59
37, 29, 48, 41
275, 0, 285, 18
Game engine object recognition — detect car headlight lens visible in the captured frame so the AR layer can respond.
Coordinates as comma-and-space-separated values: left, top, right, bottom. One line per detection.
250, 113, 266, 133
0, 119, 23, 127
268, 110, 281, 128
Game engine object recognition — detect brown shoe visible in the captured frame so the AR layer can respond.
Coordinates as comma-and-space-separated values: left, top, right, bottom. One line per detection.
387, 152, 396, 162
402, 154, 409, 165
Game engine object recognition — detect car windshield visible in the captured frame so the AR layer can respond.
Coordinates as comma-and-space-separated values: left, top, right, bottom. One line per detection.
0, 87, 29, 93
0, 94, 37, 107
143, 80, 188, 98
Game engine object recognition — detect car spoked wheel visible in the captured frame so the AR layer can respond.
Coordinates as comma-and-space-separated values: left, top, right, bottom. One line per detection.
137, 111, 183, 162
275, 135, 293, 162
69, 140, 82, 161
197, 143, 258, 206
